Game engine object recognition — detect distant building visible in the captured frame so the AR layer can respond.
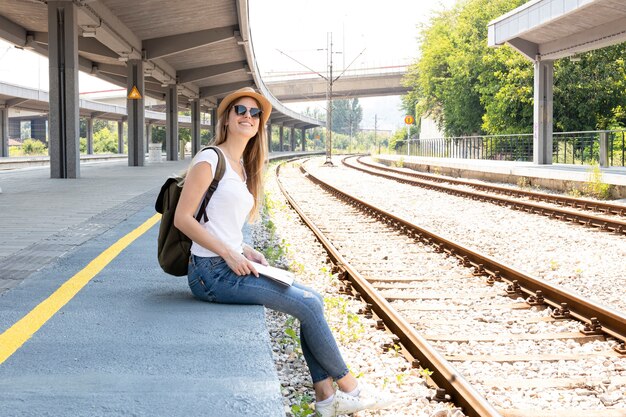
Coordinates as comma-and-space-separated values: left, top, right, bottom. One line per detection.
419, 116, 444, 139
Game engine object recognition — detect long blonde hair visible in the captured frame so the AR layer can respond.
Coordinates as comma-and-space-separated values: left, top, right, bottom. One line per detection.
212, 97, 268, 222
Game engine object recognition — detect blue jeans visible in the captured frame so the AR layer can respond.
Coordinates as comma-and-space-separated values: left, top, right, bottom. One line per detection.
188, 255, 350, 383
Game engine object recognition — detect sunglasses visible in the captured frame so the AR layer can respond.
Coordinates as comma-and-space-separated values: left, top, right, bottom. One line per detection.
232, 104, 262, 119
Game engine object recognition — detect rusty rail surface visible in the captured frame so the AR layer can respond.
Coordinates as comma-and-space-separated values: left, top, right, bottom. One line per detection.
275, 161, 504, 417
347, 156, 626, 235
297, 160, 626, 350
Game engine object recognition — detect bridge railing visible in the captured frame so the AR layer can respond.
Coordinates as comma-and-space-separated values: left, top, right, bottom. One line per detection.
262, 64, 408, 83
394, 130, 626, 167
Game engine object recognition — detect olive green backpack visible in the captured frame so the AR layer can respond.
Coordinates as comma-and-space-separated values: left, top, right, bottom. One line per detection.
154, 146, 226, 276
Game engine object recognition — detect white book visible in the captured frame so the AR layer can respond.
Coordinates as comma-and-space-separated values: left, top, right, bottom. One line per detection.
250, 262, 295, 286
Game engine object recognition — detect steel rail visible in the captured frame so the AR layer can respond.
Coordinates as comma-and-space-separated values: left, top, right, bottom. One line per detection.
358, 156, 626, 217
299, 161, 626, 352
344, 157, 626, 235
275, 162, 504, 417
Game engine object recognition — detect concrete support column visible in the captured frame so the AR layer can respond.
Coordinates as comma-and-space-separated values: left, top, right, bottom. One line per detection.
86, 117, 93, 154
147, 122, 153, 144
117, 120, 124, 154
144, 123, 149, 151
127, 59, 145, 166
599, 131, 609, 167
0, 108, 8, 157
210, 108, 217, 142
279, 125, 284, 151
533, 59, 553, 165
267, 123, 272, 152
301, 128, 306, 151
191, 99, 201, 155
48, 0, 80, 178
31, 118, 47, 141
166, 85, 178, 161
290, 127, 295, 152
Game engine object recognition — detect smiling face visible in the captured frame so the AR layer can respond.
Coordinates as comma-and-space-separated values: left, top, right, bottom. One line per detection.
226, 96, 261, 140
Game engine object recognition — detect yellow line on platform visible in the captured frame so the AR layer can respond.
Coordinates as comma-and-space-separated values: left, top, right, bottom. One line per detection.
0, 213, 161, 365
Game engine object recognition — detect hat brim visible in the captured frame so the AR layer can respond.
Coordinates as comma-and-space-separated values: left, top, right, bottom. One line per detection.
217, 87, 272, 126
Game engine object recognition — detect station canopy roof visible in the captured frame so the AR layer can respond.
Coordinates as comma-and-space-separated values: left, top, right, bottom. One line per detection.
0, 0, 321, 129
488, 0, 626, 61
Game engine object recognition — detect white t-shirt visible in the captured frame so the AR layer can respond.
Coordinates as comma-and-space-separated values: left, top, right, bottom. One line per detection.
189, 147, 254, 257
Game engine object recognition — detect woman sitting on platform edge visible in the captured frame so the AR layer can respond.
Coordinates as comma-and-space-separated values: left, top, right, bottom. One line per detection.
173, 87, 394, 416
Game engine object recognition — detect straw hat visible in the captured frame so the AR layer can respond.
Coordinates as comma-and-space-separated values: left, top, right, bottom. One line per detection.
217, 87, 272, 126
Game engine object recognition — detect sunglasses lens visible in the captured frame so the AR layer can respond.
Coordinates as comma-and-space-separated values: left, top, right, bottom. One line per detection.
233, 105, 262, 119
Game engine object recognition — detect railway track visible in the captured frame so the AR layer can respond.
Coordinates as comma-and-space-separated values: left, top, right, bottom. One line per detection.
275, 157, 626, 417
344, 156, 626, 235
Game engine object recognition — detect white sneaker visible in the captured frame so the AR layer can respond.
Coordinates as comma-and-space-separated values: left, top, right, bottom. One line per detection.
315, 395, 338, 417
315, 383, 396, 416
334, 382, 396, 415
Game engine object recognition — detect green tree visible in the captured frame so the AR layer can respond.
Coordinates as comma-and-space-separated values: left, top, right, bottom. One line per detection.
332, 99, 363, 135
478, 44, 534, 134
303, 106, 326, 121
405, 0, 626, 137
152, 126, 166, 144
21, 138, 46, 155
389, 127, 409, 151
93, 128, 118, 153
554, 45, 626, 131
404, 0, 526, 137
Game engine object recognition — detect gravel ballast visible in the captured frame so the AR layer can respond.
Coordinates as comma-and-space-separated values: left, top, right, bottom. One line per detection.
249, 162, 464, 417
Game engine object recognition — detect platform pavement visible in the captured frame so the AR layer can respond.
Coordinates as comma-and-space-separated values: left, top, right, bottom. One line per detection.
0, 153, 312, 417
374, 154, 626, 200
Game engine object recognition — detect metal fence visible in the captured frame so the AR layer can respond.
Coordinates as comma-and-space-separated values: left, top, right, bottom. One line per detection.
396, 130, 626, 167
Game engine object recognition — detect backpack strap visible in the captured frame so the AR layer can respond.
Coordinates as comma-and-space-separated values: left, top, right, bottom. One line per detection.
195, 146, 227, 223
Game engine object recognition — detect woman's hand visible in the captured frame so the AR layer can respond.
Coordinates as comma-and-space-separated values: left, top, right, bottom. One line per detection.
243, 245, 269, 266
224, 247, 259, 277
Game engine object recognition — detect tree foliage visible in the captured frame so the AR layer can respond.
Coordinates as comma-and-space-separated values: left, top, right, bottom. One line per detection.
332, 98, 363, 136
403, 0, 626, 137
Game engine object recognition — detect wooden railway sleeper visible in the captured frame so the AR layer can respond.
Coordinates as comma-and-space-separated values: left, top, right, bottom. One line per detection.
355, 156, 626, 218
307, 158, 626, 351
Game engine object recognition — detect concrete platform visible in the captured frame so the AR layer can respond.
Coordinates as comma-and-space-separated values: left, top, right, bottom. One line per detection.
374, 155, 626, 199
0, 152, 314, 417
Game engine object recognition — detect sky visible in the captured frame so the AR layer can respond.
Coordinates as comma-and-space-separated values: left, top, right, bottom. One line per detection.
249, 0, 458, 130
0, 0, 458, 131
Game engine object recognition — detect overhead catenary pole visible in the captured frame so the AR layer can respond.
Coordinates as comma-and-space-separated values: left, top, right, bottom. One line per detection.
374, 115, 378, 147
325, 32, 334, 166
407, 124, 410, 156
276, 34, 365, 167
